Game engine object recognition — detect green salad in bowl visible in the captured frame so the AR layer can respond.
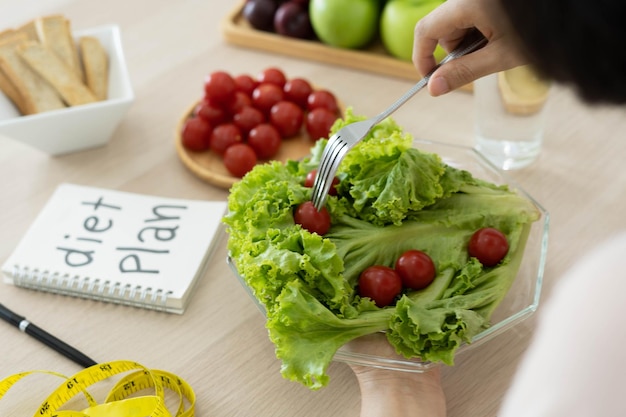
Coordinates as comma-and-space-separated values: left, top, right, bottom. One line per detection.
223, 109, 548, 390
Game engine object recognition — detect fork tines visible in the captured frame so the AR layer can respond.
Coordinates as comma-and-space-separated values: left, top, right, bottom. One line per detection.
311, 135, 349, 210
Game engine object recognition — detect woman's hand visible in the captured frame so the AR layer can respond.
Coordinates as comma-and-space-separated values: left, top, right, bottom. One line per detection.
352, 364, 446, 417
412, 0, 527, 96
346, 333, 446, 417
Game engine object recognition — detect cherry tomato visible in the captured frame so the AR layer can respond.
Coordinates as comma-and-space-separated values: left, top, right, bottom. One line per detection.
223, 143, 257, 177
233, 106, 265, 137
252, 83, 285, 114
210, 123, 243, 155
195, 100, 228, 126
234, 74, 258, 96
247, 123, 282, 159
293, 201, 331, 235
270, 101, 304, 137
306, 107, 338, 141
395, 250, 436, 290
468, 227, 509, 267
358, 266, 402, 308
304, 169, 338, 196
225, 91, 253, 115
258, 67, 287, 87
204, 71, 236, 103
284, 77, 313, 108
307, 90, 338, 113
181, 117, 212, 151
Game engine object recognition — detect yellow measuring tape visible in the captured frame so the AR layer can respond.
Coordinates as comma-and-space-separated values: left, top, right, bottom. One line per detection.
0, 360, 195, 416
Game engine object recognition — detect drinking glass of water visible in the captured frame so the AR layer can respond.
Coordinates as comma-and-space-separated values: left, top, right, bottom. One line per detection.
474, 66, 551, 170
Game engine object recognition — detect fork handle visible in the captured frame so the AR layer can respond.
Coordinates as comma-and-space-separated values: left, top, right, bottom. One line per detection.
374, 29, 488, 124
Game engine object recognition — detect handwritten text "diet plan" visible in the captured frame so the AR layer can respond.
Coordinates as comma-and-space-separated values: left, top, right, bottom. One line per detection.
57, 196, 188, 274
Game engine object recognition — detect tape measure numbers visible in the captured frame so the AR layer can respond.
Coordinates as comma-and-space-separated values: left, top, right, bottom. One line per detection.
0, 360, 195, 417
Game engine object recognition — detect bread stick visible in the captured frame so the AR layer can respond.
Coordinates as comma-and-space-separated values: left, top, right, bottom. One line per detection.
35, 15, 83, 81
15, 20, 40, 42
0, 37, 65, 114
0, 33, 28, 113
17, 41, 96, 106
79, 36, 108, 100
0, 29, 17, 42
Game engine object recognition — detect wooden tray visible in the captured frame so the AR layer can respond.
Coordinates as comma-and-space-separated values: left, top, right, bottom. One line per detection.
175, 102, 321, 190
222, 1, 447, 83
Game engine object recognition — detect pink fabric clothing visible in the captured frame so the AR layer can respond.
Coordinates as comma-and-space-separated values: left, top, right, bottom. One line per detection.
499, 233, 626, 416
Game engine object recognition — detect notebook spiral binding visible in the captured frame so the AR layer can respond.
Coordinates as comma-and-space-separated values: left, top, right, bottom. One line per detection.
10, 264, 171, 312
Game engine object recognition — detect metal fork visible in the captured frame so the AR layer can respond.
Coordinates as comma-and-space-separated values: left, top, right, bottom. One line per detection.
311, 29, 488, 210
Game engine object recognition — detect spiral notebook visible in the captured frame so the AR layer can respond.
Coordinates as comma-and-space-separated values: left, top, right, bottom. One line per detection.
1, 183, 227, 314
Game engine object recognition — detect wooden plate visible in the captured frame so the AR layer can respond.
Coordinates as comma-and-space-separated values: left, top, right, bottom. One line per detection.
175, 102, 323, 189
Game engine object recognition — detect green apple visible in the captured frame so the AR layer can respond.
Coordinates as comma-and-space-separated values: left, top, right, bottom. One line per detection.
380, 0, 446, 62
309, 0, 382, 49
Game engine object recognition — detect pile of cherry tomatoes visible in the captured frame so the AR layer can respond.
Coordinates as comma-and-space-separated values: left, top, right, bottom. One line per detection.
181, 67, 341, 178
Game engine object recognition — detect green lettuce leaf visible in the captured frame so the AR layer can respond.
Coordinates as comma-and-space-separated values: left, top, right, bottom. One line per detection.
223, 110, 540, 389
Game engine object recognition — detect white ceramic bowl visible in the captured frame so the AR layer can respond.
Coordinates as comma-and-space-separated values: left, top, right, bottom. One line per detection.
0, 24, 134, 155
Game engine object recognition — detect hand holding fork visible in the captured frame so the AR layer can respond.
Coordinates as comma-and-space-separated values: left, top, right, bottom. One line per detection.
311, 29, 488, 211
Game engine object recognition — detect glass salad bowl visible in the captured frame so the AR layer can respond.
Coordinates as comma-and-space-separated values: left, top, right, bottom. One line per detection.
227, 138, 549, 373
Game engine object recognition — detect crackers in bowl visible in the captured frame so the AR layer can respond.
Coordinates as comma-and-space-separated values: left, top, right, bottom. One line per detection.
0, 15, 108, 115
0, 20, 133, 156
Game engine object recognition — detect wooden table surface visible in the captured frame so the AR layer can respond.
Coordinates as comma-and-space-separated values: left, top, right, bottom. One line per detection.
1, 1, 625, 416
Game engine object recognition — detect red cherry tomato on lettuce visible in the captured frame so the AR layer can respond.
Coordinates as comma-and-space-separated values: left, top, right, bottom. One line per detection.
395, 250, 436, 290
468, 227, 509, 267
358, 266, 402, 307
293, 201, 331, 235
223, 143, 257, 177
304, 169, 338, 196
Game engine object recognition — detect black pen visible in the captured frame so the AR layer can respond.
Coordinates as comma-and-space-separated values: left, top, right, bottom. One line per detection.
0, 303, 97, 368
